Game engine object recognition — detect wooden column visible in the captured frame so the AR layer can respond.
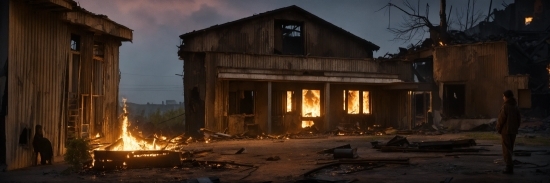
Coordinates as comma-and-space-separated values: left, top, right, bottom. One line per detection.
267, 82, 272, 134
324, 83, 330, 131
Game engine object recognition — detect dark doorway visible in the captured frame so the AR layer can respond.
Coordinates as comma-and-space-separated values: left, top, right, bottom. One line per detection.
443, 84, 465, 117
229, 90, 255, 115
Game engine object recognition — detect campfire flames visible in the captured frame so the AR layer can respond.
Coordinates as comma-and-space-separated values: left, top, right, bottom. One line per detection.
302, 89, 320, 117
347, 90, 359, 114
108, 98, 161, 151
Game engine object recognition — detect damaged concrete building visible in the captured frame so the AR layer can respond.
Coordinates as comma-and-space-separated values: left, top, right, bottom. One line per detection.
0, 0, 132, 169
178, 5, 417, 137
408, 0, 549, 129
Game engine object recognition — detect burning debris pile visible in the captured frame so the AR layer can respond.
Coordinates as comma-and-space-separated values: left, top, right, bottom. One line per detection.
91, 99, 196, 170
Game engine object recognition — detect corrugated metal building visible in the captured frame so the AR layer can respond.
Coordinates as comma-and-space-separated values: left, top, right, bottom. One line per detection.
178, 5, 417, 137
0, 0, 132, 170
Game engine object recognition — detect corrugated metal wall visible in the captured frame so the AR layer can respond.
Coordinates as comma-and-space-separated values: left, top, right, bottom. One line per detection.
433, 42, 509, 117
7, 1, 69, 170
6, 0, 124, 170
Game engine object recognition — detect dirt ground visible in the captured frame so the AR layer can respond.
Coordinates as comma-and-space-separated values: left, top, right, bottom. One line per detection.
1, 132, 550, 183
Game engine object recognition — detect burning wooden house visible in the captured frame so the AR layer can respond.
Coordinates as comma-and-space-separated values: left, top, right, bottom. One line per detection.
0, 0, 132, 170
178, 5, 418, 137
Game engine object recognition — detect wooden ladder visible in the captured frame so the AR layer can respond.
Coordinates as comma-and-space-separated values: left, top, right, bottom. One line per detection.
66, 92, 79, 141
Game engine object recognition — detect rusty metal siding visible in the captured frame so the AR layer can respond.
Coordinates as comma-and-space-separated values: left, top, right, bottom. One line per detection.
182, 10, 372, 58
210, 53, 385, 73
7, 1, 69, 170
434, 42, 509, 117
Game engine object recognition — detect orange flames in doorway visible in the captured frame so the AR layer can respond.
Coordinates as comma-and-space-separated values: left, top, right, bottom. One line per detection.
302, 89, 320, 128
302, 89, 320, 117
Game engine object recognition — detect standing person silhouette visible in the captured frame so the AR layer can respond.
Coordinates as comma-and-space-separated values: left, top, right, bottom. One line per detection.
497, 90, 521, 174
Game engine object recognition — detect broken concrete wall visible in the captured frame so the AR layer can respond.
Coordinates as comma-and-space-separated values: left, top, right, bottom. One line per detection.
433, 42, 510, 118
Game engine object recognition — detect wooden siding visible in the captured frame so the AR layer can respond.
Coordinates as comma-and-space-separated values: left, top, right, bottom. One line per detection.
181, 10, 373, 58
63, 11, 132, 41
211, 53, 383, 74
6, 0, 126, 170
434, 42, 510, 117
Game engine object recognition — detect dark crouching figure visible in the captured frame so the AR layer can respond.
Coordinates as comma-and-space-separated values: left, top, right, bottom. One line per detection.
33, 125, 53, 165
497, 90, 521, 174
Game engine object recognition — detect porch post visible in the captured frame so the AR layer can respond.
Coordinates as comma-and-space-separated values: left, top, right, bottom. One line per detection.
267, 81, 272, 134
324, 83, 330, 131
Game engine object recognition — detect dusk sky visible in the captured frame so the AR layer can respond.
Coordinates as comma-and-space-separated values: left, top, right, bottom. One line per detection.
77, 0, 513, 104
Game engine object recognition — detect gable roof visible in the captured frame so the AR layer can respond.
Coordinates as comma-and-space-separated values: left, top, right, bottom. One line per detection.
180, 5, 379, 51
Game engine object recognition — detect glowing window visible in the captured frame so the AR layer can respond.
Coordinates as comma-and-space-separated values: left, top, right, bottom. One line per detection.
363, 91, 370, 114
343, 90, 371, 114
286, 91, 293, 112
302, 89, 320, 117
525, 16, 533, 25
347, 90, 360, 114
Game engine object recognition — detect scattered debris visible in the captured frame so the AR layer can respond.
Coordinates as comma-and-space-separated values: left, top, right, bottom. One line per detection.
183, 176, 220, 183
266, 156, 281, 161
236, 148, 246, 154
373, 136, 483, 153
513, 160, 549, 168
439, 177, 453, 183
469, 122, 496, 131
333, 148, 358, 159
317, 144, 351, 154
514, 152, 532, 156
445, 153, 500, 157
303, 162, 384, 177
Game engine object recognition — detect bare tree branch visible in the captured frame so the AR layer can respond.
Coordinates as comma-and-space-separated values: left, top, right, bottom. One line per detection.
379, 0, 439, 42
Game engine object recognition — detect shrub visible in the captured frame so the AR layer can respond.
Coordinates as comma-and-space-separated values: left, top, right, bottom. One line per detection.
64, 138, 91, 169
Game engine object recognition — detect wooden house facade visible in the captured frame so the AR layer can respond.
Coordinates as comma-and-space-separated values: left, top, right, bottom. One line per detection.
178, 6, 417, 137
0, 0, 132, 170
